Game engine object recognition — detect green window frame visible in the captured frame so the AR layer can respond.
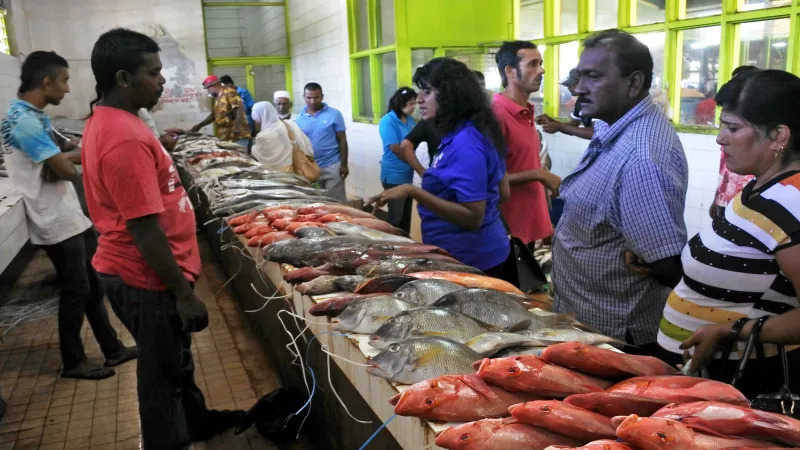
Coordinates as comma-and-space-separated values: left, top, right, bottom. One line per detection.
0, 7, 13, 55
200, 1, 293, 102
520, 0, 800, 134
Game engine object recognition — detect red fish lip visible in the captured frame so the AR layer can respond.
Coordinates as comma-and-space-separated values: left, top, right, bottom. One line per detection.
388, 393, 401, 406
473, 358, 490, 372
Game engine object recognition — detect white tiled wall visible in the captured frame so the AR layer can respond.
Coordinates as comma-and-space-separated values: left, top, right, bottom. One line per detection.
0, 53, 20, 118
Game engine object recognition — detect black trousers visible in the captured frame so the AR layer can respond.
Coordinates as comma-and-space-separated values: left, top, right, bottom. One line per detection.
381, 182, 413, 233
39, 228, 124, 370
483, 242, 520, 288
98, 274, 209, 450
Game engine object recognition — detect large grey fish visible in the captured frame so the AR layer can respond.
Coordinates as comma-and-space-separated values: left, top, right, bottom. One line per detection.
431, 288, 535, 329
491, 346, 548, 358
265, 236, 447, 267
332, 297, 415, 334
366, 337, 481, 385
294, 227, 337, 239
464, 332, 549, 357
295, 276, 342, 296
355, 258, 484, 277
324, 222, 415, 243
333, 275, 366, 292
518, 327, 628, 347
368, 307, 488, 349
391, 279, 464, 305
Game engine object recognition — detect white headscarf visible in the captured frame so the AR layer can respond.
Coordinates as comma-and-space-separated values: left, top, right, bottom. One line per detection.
252, 101, 280, 129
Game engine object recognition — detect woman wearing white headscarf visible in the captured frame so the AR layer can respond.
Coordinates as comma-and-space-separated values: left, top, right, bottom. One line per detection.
251, 101, 314, 171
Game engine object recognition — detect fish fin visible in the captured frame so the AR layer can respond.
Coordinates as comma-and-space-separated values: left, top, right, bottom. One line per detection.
501, 319, 533, 333
459, 375, 499, 399
680, 422, 731, 438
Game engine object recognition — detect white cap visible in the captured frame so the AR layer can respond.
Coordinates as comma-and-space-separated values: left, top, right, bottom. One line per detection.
274, 90, 291, 102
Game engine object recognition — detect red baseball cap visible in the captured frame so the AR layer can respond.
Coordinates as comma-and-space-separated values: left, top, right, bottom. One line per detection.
202, 75, 221, 88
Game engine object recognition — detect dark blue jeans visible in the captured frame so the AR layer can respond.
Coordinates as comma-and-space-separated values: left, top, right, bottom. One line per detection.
98, 275, 208, 450
39, 228, 124, 370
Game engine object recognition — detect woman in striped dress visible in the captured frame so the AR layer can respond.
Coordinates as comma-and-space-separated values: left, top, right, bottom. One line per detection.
657, 70, 800, 396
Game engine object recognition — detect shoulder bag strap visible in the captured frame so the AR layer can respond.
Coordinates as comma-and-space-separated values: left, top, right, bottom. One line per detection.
731, 316, 770, 388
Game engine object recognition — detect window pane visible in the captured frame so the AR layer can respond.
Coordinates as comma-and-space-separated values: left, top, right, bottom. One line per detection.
251, 65, 287, 103
635, 32, 668, 115
680, 26, 721, 126
685, 0, 722, 18
204, 6, 287, 58
411, 49, 434, 70
444, 49, 500, 92
356, 58, 373, 118
377, 0, 395, 47
558, 42, 579, 119
740, 0, 791, 11
560, 0, 578, 35
739, 19, 790, 70
379, 52, 398, 111
211, 66, 247, 85
354, 0, 370, 51
520, 0, 544, 40
595, 0, 618, 31
635, 0, 665, 25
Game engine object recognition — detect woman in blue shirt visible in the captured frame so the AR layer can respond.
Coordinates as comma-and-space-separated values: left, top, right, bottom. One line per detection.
368, 58, 513, 279
378, 87, 417, 232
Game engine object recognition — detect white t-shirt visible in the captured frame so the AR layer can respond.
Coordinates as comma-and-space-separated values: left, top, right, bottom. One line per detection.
1, 99, 91, 245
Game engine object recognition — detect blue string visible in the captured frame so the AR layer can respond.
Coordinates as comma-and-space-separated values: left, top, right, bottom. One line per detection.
217, 225, 230, 235
291, 331, 352, 418
358, 414, 397, 450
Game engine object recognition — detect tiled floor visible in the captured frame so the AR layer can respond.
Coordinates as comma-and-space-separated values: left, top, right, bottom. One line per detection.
0, 240, 305, 450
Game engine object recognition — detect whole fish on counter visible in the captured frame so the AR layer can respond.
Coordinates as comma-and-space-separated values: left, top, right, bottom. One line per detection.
246, 231, 295, 247
369, 307, 488, 349
465, 332, 549, 357
475, 355, 610, 397
409, 271, 524, 294
307, 293, 387, 316
332, 275, 366, 292
544, 440, 637, 450
283, 264, 350, 283
355, 258, 484, 277
390, 374, 542, 422
331, 297, 415, 334
492, 346, 548, 358
432, 289, 538, 329
265, 236, 450, 267
613, 415, 777, 450
509, 400, 617, 442
651, 401, 800, 447
606, 375, 749, 406
354, 275, 417, 294
295, 276, 342, 295
324, 222, 414, 243
297, 203, 376, 218
391, 279, 464, 305
435, 418, 582, 450
541, 342, 678, 379
366, 337, 481, 384
517, 327, 628, 347
563, 392, 670, 418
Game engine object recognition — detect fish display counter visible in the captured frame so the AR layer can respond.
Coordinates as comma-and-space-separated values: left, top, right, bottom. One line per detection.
174, 135, 800, 450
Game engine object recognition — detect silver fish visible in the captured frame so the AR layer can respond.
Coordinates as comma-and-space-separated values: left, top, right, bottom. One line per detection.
391, 279, 464, 305
369, 307, 488, 349
295, 276, 342, 296
332, 297, 415, 334
366, 337, 481, 385
432, 288, 535, 329
464, 332, 549, 357
324, 222, 415, 243
333, 275, 366, 292
355, 258, 483, 277
519, 327, 627, 347
491, 346, 548, 358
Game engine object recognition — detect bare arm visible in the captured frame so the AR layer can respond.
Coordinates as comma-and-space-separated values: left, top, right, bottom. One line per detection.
555, 121, 595, 140
506, 168, 561, 197
645, 255, 683, 288
398, 139, 426, 176
43, 152, 79, 182
336, 131, 349, 167
499, 176, 511, 203
741, 245, 800, 344
191, 113, 215, 132
409, 186, 485, 231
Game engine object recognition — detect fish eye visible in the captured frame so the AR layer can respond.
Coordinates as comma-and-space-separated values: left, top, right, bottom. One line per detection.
389, 344, 400, 352
540, 405, 551, 412
656, 432, 667, 441
424, 398, 435, 406
459, 433, 471, 441
508, 366, 519, 374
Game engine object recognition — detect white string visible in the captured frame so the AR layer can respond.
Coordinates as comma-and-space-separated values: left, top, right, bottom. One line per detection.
325, 348, 373, 424
275, 310, 313, 434
246, 282, 292, 313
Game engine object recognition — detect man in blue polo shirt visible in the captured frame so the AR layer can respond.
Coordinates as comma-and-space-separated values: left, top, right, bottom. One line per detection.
296, 82, 349, 202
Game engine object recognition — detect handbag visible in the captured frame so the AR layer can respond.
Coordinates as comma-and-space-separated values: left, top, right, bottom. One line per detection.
499, 217, 548, 293
283, 120, 321, 183
730, 316, 800, 418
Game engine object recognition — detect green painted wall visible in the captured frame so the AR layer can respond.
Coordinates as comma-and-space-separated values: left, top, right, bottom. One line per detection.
404, 0, 515, 47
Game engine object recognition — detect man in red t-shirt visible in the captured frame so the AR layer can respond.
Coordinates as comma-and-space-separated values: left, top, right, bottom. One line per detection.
81, 28, 241, 448
492, 41, 561, 245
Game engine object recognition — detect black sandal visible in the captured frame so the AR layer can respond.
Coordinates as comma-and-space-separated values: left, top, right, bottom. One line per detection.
62, 361, 116, 380
104, 346, 138, 367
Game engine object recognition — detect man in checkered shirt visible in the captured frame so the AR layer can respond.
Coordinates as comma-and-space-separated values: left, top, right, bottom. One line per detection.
553, 30, 688, 356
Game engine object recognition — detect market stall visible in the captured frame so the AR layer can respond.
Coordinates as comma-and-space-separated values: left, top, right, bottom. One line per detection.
175, 134, 800, 450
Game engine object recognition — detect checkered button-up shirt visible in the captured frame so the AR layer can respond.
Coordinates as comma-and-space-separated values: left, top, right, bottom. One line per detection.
552, 96, 688, 345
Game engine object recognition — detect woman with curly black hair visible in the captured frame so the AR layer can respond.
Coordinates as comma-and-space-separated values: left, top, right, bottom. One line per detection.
368, 58, 513, 278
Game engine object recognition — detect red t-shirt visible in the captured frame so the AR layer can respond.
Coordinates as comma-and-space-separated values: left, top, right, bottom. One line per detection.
82, 106, 200, 291
492, 93, 552, 244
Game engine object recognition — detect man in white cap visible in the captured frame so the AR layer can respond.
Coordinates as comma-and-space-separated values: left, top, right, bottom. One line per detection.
274, 90, 294, 121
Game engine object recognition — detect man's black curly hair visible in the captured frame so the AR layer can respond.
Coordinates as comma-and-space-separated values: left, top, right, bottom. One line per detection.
412, 58, 506, 155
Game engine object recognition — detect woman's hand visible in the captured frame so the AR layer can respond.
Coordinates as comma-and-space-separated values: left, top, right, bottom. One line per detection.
366, 185, 414, 213
679, 323, 731, 373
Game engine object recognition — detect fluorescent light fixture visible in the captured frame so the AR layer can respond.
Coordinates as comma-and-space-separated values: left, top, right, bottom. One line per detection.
773, 42, 788, 48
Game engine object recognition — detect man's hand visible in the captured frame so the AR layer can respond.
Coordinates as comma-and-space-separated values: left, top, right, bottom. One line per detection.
539, 170, 562, 197
535, 114, 561, 134
190, 124, 201, 133
176, 293, 209, 333
624, 250, 652, 277
339, 165, 349, 179
160, 132, 179, 152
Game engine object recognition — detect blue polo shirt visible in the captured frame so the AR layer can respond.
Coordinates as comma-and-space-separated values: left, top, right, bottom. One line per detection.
378, 110, 416, 185
296, 103, 346, 168
236, 87, 255, 127
419, 121, 509, 271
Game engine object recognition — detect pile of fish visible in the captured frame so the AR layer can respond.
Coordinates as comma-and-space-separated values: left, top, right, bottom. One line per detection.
389, 342, 800, 449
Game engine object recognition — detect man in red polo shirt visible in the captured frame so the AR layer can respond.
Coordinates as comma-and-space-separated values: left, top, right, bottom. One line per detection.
492, 40, 561, 245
